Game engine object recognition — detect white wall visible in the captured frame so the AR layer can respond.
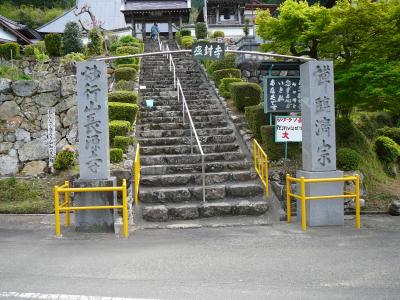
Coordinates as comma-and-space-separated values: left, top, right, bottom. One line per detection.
0, 27, 17, 42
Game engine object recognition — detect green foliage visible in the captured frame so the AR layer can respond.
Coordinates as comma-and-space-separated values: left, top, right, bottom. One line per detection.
180, 28, 192, 37
110, 148, 124, 163
108, 91, 138, 104
376, 127, 400, 145
61, 52, 85, 65
0, 64, 31, 81
243, 18, 250, 37
175, 31, 182, 45
115, 64, 139, 71
24, 45, 35, 56
54, 150, 75, 170
244, 104, 268, 140
109, 120, 131, 142
230, 82, 262, 112
114, 136, 134, 152
116, 46, 140, 55
87, 28, 103, 56
212, 68, 241, 86
0, 43, 20, 59
181, 36, 194, 49
375, 136, 400, 163
352, 112, 396, 139
115, 80, 136, 91
108, 102, 138, 124
63, 21, 83, 54
206, 53, 236, 76
212, 31, 225, 38
114, 67, 138, 82
44, 33, 62, 57
337, 148, 363, 171
219, 78, 243, 98
195, 22, 207, 39
119, 35, 140, 44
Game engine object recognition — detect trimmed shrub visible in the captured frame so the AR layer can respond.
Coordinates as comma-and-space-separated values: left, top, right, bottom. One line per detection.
175, 31, 182, 45
115, 55, 139, 65
115, 80, 136, 91
44, 33, 62, 57
375, 136, 400, 163
181, 36, 194, 49
63, 21, 84, 54
0, 43, 20, 59
376, 127, 400, 145
115, 63, 139, 71
54, 150, 75, 170
260, 125, 301, 161
212, 31, 225, 38
230, 82, 262, 112
180, 28, 192, 37
35, 41, 46, 54
114, 136, 134, 152
108, 91, 138, 104
212, 68, 242, 86
61, 52, 85, 65
24, 45, 35, 56
206, 53, 236, 75
119, 35, 140, 44
87, 28, 103, 56
245, 104, 268, 140
337, 148, 363, 171
116, 46, 140, 55
110, 148, 124, 163
109, 120, 131, 142
195, 22, 208, 39
115, 67, 137, 82
219, 77, 243, 98
108, 102, 138, 124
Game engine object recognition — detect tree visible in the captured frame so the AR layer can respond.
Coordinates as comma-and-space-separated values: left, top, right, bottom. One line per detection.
63, 22, 84, 54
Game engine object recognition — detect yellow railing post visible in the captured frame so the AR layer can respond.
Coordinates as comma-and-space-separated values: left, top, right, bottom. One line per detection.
300, 177, 307, 231
65, 181, 70, 226
265, 155, 269, 197
122, 179, 129, 238
54, 186, 61, 237
286, 174, 291, 223
134, 144, 140, 207
355, 174, 361, 229
253, 140, 256, 173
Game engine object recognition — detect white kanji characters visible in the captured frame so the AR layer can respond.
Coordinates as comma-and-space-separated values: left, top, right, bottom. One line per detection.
213, 45, 223, 59
204, 44, 214, 57
193, 45, 203, 57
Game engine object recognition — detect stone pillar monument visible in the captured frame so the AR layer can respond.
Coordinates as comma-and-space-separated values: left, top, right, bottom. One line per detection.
297, 61, 344, 226
75, 61, 116, 231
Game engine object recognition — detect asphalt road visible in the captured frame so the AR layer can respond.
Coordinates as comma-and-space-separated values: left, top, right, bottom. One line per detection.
0, 214, 399, 300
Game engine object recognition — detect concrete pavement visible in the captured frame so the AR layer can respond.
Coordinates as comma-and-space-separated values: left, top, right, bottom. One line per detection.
0, 214, 399, 299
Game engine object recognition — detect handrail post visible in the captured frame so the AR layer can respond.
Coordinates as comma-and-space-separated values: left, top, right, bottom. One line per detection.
355, 174, 361, 229
265, 154, 269, 197
190, 126, 193, 154
122, 179, 129, 238
202, 154, 206, 203
300, 177, 307, 231
54, 186, 61, 237
253, 140, 256, 172
65, 181, 70, 226
286, 175, 291, 223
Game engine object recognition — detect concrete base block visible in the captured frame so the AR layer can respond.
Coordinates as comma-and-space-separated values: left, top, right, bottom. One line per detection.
296, 170, 344, 226
73, 177, 117, 232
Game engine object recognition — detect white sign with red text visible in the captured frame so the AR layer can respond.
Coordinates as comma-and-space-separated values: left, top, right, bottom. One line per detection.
275, 116, 303, 142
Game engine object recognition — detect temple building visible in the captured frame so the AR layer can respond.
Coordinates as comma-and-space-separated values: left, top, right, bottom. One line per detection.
0, 15, 41, 45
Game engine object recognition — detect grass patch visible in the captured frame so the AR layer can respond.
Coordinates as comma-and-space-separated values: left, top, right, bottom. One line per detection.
0, 177, 54, 214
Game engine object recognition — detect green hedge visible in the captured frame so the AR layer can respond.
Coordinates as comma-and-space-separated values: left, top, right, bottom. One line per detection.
181, 36, 194, 49
110, 148, 124, 163
212, 68, 241, 86
375, 136, 400, 163
245, 104, 268, 140
115, 56, 139, 66
115, 67, 137, 82
114, 136, 134, 152
115, 63, 139, 71
180, 28, 192, 37
219, 78, 243, 98
119, 35, 140, 44
44, 33, 62, 57
260, 125, 301, 161
0, 43, 20, 59
337, 148, 363, 171
108, 102, 138, 124
116, 46, 140, 55
230, 82, 262, 112
206, 53, 236, 75
376, 127, 400, 145
212, 31, 225, 38
175, 31, 182, 45
195, 22, 208, 39
24, 45, 35, 56
108, 90, 138, 104
109, 120, 131, 142
54, 151, 75, 170
115, 80, 136, 91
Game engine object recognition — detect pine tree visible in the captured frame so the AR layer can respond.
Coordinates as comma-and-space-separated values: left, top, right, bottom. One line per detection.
63, 21, 84, 54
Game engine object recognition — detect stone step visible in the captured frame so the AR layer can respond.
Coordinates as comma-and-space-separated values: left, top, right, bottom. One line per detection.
140, 143, 239, 155
141, 199, 268, 222
138, 120, 229, 130
139, 109, 223, 118
141, 169, 254, 186
140, 152, 246, 166
139, 134, 236, 147
139, 115, 225, 124
138, 182, 264, 203
139, 127, 233, 138
138, 104, 219, 112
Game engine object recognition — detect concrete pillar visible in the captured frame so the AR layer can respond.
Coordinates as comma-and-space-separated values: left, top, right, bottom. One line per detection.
168, 19, 173, 40
142, 20, 146, 40
131, 18, 136, 38
179, 15, 183, 29
238, 5, 242, 24
216, 7, 220, 24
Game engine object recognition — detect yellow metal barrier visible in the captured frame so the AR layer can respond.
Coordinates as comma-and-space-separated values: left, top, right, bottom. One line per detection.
134, 144, 141, 206
286, 175, 361, 231
253, 139, 269, 197
54, 179, 129, 238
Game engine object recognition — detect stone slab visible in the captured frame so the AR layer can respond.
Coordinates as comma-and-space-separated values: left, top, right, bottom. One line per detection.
296, 170, 344, 226
73, 177, 116, 232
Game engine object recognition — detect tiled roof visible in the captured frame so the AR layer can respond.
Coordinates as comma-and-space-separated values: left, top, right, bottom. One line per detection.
122, 0, 190, 11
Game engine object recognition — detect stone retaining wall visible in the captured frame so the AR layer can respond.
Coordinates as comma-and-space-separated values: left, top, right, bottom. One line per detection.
0, 77, 78, 176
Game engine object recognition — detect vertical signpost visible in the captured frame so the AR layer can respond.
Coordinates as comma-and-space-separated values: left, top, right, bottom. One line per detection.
297, 61, 344, 226
47, 107, 56, 172
74, 61, 116, 231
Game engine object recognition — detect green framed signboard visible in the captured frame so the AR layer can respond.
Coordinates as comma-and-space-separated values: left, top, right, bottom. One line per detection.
192, 42, 225, 60
263, 77, 301, 113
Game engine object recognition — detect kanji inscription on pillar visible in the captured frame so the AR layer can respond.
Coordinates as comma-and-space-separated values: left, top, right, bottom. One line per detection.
77, 61, 110, 180
300, 61, 336, 171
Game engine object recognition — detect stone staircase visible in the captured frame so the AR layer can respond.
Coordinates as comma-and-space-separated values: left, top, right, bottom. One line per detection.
136, 39, 269, 222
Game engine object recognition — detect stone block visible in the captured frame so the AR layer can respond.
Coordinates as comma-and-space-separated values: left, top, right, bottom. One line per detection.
12, 80, 38, 97
168, 204, 199, 220
234, 200, 268, 216
0, 155, 19, 175
18, 139, 48, 162
142, 205, 169, 222
0, 78, 11, 93
33, 92, 59, 107
38, 78, 60, 93
199, 202, 232, 217
21, 160, 47, 177
0, 101, 20, 120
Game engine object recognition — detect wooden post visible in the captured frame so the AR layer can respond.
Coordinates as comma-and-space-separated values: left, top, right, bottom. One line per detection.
142, 20, 146, 40
131, 18, 136, 38
168, 19, 173, 40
